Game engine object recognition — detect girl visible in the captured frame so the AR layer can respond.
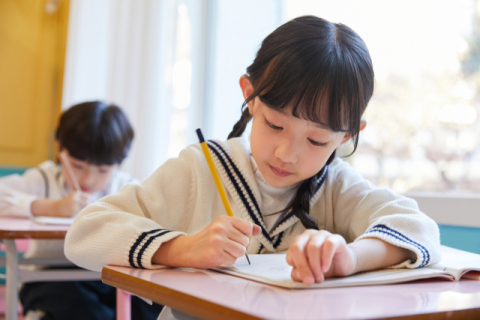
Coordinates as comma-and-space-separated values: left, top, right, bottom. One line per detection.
0, 102, 162, 319
65, 16, 441, 288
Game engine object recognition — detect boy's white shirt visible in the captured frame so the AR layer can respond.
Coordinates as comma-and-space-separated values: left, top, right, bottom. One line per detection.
65, 137, 442, 272
0, 160, 135, 258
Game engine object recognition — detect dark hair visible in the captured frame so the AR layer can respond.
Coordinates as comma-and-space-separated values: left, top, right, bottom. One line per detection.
228, 16, 374, 229
55, 101, 134, 165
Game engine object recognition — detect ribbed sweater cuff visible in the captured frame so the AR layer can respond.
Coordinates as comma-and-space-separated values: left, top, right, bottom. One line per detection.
356, 224, 431, 269
127, 229, 185, 269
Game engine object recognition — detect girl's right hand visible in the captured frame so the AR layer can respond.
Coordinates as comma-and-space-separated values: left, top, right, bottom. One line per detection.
153, 216, 262, 269
31, 192, 91, 218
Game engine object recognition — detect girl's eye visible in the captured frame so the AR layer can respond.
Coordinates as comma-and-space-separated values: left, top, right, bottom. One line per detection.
265, 119, 283, 130
308, 138, 328, 147
73, 164, 83, 169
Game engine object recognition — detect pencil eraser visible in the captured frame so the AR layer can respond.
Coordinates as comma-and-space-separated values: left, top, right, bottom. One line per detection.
196, 128, 205, 143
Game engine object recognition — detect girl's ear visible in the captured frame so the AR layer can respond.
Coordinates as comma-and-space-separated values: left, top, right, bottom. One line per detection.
341, 119, 367, 144
359, 119, 367, 131
239, 75, 255, 115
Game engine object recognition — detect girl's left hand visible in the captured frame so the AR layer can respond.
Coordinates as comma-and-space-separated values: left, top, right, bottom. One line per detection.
286, 230, 357, 285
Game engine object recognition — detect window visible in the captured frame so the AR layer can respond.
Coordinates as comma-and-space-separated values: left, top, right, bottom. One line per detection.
287, 0, 479, 194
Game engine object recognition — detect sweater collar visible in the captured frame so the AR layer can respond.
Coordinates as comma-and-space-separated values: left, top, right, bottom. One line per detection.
206, 137, 329, 252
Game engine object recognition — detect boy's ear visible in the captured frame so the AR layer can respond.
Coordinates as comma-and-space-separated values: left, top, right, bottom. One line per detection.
239, 75, 255, 115
341, 119, 367, 144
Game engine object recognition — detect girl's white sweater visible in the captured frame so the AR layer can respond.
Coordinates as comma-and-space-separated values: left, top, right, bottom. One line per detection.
65, 138, 441, 272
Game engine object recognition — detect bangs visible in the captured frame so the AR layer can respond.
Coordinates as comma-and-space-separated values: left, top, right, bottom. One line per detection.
255, 49, 363, 135
245, 16, 374, 141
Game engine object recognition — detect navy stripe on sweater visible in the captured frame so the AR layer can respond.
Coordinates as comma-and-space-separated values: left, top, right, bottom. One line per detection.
209, 141, 266, 226
128, 228, 164, 268
365, 224, 430, 267
207, 141, 274, 245
136, 230, 172, 269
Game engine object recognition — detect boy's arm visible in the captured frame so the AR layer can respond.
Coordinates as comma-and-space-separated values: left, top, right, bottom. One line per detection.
30, 192, 90, 218
0, 169, 46, 218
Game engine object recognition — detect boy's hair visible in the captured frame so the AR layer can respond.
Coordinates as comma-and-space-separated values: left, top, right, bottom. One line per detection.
228, 16, 374, 230
55, 101, 134, 165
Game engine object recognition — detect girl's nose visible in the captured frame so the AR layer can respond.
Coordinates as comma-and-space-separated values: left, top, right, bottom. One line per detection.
274, 140, 298, 164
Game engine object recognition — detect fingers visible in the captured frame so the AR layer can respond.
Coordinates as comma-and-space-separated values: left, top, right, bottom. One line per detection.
229, 225, 251, 245
223, 216, 261, 248
230, 217, 260, 238
222, 236, 248, 259
246, 224, 262, 250
286, 231, 316, 285
209, 217, 261, 263
252, 224, 262, 236
287, 230, 349, 285
75, 195, 90, 209
321, 235, 345, 273
306, 232, 330, 282
75, 192, 91, 203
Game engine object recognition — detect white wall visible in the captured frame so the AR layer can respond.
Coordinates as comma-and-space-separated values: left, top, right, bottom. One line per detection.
405, 192, 480, 228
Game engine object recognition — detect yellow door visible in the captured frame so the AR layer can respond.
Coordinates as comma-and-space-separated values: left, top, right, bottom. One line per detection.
0, 0, 70, 167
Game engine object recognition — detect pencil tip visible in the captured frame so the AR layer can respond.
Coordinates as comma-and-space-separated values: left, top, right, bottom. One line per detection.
246, 253, 251, 265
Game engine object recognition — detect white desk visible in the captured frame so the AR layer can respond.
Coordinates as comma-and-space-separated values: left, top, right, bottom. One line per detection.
0, 217, 101, 320
103, 264, 480, 320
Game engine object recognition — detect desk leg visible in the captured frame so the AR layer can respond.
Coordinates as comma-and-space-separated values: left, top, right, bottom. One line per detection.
5, 239, 19, 320
116, 289, 131, 320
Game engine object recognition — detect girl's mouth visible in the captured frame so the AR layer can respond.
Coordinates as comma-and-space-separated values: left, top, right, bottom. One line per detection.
270, 165, 292, 177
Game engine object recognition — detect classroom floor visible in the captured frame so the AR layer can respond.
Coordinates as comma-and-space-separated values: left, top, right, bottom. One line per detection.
0, 285, 24, 320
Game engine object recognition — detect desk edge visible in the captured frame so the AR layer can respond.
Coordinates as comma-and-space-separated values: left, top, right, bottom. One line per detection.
102, 267, 263, 320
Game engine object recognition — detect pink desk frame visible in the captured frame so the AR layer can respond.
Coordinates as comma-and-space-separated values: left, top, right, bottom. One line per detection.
0, 217, 130, 320
103, 265, 480, 320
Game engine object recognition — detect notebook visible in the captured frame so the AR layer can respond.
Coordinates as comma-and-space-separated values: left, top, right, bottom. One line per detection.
32, 216, 76, 225
213, 245, 480, 289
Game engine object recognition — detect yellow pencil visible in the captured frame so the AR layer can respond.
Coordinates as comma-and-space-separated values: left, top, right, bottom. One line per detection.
196, 128, 251, 265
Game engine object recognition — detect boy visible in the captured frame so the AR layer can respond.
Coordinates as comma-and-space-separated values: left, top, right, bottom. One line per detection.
0, 101, 161, 320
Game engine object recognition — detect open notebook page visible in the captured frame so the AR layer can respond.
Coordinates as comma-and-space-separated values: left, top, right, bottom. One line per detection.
426, 246, 480, 280
214, 253, 454, 289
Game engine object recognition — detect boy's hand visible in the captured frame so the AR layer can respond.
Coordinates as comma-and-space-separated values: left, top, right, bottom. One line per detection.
31, 192, 91, 218
286, 230, 357, 285
54, 192, 91, 217
153, 216, 262, 269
